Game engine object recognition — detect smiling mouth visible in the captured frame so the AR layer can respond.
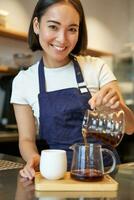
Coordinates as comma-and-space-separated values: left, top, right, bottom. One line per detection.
50, 44, 67, 52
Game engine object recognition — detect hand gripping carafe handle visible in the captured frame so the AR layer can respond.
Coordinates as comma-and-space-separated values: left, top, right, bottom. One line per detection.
101, 148, 116, 174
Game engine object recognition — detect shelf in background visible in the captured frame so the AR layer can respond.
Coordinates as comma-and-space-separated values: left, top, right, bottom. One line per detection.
0, 65, 18, 75
84, 48, 113, 57
0, 132, 18, 142
0, 26, 27, 42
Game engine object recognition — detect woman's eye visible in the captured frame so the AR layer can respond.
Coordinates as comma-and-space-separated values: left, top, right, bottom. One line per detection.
69, 27, 79, 33
48, 25, 57, 31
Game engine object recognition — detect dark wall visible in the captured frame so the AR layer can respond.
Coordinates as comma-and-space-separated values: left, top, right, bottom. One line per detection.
117, 134, 134, 163
0, 139, 49, 157
0, 75, 16, 127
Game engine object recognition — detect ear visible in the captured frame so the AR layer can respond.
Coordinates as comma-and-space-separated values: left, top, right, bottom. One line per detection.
33, 17, 40, 35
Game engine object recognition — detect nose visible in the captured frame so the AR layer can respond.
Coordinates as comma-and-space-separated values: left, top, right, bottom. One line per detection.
56, 30, 67, 44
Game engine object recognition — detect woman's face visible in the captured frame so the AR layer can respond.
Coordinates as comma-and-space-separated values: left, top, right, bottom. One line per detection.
33, 2, 80, 67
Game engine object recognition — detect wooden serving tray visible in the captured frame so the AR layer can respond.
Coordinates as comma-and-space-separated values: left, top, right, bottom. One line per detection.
35, 190, 118, 199
35, 172, 118, 191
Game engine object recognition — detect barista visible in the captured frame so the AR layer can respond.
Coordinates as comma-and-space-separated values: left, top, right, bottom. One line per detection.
10, 0, 134, 180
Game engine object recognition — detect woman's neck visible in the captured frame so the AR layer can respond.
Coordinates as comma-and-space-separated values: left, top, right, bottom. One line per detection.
42, 55, 71, 68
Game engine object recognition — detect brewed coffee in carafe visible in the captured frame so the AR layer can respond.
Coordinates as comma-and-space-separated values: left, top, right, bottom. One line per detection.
82, 108, 125, 147
70, 143, 116, 181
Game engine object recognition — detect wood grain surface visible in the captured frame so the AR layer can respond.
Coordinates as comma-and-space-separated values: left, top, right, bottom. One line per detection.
35, 172, 118, 191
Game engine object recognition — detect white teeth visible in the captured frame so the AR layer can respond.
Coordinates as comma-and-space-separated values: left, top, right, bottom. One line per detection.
54, 45, 66, 51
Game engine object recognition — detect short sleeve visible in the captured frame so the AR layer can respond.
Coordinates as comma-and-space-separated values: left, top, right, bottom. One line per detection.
98, 62, 116, 88
10, 71, 29, 104
77, 55, 117, 95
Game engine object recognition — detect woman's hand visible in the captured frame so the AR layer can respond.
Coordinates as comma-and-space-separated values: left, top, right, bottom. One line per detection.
89, 83, 121, 110
20, 155, 40, 180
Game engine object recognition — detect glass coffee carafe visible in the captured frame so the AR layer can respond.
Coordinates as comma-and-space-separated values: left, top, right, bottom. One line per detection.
70, 143, 116, 181
70, 108, 125, 181
82, 108, 125, 147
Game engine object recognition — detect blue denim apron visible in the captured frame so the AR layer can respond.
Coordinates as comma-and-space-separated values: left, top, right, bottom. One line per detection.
38, 57, 120, 170
38, 57, 91, 168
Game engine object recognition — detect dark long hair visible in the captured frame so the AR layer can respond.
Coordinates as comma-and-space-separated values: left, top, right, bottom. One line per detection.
28, 0, 88, 55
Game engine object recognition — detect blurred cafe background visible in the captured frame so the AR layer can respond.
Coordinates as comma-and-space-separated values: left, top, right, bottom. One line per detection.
0, 0, 134, 163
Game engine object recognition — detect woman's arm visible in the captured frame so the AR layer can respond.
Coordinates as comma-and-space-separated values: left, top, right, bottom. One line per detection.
13, 104, 40, 179
89, 80, 134, 134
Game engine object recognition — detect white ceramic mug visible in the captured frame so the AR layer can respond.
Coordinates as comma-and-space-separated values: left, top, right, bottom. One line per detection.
40, 149, 67, 180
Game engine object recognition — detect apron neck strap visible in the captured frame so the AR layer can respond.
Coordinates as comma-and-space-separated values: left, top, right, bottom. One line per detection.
72, 57, 89, 94
38, 58, 46, 93
72, 57, 84, 83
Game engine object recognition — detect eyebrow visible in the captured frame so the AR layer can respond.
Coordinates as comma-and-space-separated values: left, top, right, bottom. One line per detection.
47, 20, 79, 27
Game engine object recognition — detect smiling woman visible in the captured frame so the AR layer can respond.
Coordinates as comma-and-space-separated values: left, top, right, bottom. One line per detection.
32, 2, 80, 67
10, 0, 134, 180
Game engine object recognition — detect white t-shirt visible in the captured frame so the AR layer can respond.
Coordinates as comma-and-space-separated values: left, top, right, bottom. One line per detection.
10, 56, 116, 123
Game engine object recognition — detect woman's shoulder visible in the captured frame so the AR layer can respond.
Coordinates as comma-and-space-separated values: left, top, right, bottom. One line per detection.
13, 61, 39, 84
76, 55, 105, 68
76, 55, 116, 89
